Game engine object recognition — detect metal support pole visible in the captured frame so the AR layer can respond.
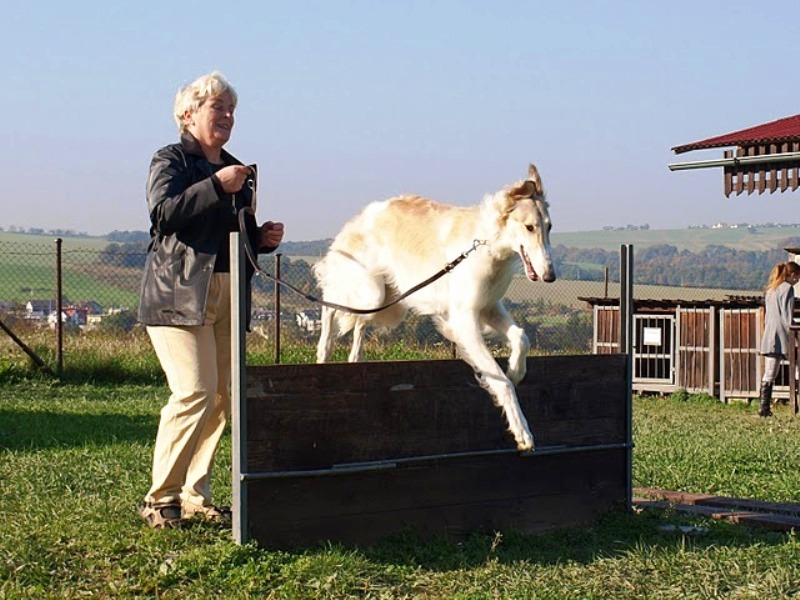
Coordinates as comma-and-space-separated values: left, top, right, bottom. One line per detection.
668, 150, 800, 171
273, 253, 281, 364
230, 233, 249, 544
619, 245, 633, 355
619, 244, 634, 511
55, 238, 63, 376
0, 317, 52, 374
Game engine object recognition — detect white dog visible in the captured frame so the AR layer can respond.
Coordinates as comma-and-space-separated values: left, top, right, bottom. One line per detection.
313, 165, 556, 450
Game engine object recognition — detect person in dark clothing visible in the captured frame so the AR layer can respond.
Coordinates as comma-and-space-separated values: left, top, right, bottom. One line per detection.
137, 71, 284, 528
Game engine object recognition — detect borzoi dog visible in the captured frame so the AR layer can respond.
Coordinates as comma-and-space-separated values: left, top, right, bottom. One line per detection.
313, 164, 556, 451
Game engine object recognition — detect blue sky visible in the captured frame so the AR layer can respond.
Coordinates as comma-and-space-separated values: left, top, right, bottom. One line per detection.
3, 1, 800, 241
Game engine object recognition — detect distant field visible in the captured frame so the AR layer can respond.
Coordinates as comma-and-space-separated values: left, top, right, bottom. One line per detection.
0, 255, 759, 313
5, 225, 800, 256
504, 277, 760, 310
0, 234, 141, 306
551, 226, 800, 252
0, 228, 781, 310
0, 231, 110, 251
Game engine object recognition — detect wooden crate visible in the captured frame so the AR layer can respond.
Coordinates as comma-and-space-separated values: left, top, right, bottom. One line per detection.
234, 354, 631, 549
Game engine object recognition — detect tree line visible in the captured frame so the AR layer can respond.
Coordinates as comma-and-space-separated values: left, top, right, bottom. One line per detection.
97, 238, 800, 291
553, 240, 800, 290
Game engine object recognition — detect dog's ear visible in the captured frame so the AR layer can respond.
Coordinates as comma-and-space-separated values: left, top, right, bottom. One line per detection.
508, 164, 545, 199
526, 164, 543, 196
514, 180, 538, 198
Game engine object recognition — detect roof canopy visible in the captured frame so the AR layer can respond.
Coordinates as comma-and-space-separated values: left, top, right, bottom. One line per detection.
672, 114, 800, 154
670, 114, 800, 196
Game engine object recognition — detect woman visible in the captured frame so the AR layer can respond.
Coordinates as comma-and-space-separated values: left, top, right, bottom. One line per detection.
137, 71, 284, 528
758, 260, 800, 417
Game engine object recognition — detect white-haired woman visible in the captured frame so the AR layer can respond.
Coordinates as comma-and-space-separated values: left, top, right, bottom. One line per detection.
137, 71, 284, 528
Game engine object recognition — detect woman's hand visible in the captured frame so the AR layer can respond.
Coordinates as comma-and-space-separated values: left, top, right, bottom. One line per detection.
259, 221, 285, 250
214, 165, 252, 193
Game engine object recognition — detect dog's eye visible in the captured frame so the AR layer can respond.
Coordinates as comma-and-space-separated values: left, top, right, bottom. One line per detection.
526, 225, 534, 232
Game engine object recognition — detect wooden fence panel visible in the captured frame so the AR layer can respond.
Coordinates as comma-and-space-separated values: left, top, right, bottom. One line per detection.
239, 355, 630, 548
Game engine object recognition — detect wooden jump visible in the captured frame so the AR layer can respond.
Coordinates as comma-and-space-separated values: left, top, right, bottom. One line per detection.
229, 234, 634, 548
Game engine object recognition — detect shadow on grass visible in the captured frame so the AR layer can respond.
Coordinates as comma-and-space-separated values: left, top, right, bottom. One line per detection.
0, 408, 156, 451
0, 367, 165, 387
223, 505, 792, 573
353, 507, 791, 570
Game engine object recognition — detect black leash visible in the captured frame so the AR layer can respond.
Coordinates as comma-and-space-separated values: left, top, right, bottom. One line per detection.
236, 178, 484, 315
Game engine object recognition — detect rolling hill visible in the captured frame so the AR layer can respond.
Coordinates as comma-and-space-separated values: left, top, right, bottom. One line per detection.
4, 224, 800, 255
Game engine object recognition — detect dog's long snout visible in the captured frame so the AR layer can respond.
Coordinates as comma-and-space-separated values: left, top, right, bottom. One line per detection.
542, 267, 556, 283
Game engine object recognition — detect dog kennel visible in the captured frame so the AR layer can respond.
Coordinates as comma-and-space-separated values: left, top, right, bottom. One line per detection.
581, 296, 787, 402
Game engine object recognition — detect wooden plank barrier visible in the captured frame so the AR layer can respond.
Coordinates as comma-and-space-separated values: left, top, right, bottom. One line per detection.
234, 354, 631, 549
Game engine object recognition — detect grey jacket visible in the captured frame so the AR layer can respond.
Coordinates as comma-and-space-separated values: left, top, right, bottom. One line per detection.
137, 134, 271, 327
760, 281, 796, 356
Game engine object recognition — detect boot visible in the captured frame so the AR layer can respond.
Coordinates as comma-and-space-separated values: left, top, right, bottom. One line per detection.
758, 382, 773, 417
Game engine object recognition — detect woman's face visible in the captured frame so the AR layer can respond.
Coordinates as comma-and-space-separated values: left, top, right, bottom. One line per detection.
184, 91, 236, 151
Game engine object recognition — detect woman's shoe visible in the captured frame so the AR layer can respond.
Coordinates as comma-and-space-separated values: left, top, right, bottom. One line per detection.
138, 502, 183, 529
182, 503, 232, 524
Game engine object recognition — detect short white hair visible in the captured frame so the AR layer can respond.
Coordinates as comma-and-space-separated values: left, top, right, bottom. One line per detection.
173, 71, 238, 134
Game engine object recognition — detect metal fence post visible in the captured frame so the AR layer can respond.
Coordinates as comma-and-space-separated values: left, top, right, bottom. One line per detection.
619, 244, 634, 511
619, 245, 633, 356
274, 253, 281, 364
230, 232, 249, 544
55, 238, 63, 375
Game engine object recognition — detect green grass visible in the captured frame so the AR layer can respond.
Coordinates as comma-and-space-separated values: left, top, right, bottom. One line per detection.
3, 383, 800, 597
0, 262, 141, 307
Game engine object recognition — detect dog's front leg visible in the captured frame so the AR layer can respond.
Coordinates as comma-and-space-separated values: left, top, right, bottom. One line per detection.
505, 326, 529, 385
480, 303, 529, 385
449, 311, 534, 451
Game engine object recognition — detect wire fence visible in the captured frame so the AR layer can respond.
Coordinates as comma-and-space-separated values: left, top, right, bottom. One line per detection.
0, 237, 620, 373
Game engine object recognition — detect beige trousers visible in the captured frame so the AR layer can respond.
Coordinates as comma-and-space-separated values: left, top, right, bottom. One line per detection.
145, 273, 231, 508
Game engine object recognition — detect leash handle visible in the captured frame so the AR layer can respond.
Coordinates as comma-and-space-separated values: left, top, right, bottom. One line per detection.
245, 171, 257, 214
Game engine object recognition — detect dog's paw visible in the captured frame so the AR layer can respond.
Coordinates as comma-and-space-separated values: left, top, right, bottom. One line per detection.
515, 431, 535, 452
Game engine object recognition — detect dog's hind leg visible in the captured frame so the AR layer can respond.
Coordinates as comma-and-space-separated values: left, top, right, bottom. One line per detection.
316, 306, 336, 362
480, 302, 530, 385
447, 310, 534, 451
348, 319, 367, 362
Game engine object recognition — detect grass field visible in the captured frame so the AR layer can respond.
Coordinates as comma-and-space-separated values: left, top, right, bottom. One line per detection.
0, 236, 142, 306
550, 225, 800, 252
0, 261, 141, 307
2, 382, 800, 597
503, 277, 760, 309
0, 232, 111, 251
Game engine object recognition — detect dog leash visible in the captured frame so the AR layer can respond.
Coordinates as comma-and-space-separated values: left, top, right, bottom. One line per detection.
236, 175, 485, 315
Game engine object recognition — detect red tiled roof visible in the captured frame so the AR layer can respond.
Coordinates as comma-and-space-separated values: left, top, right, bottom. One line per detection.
672, 114, 800, 154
